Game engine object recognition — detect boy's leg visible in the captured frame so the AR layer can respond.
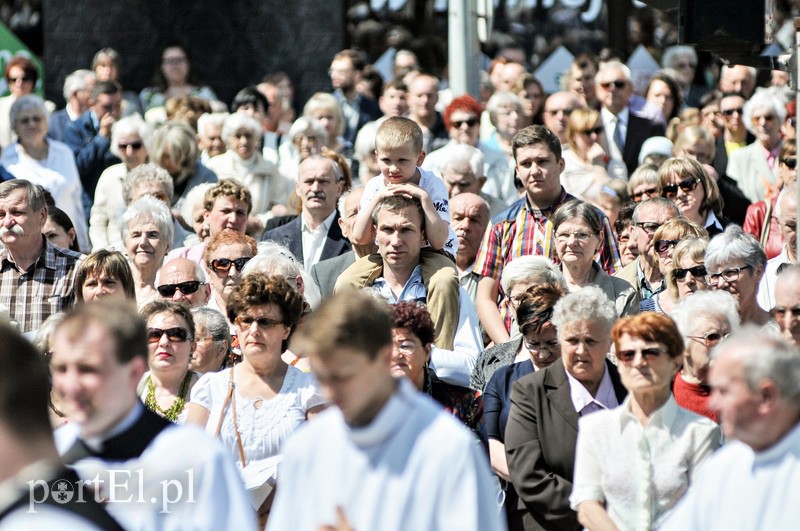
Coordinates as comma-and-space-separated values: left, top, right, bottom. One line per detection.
333, 254, 385, 293
420, 249, 459, 350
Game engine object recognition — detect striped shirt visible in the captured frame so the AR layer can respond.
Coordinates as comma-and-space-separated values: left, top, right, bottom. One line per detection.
473, 189, 620, 331
0, 239, 84, 333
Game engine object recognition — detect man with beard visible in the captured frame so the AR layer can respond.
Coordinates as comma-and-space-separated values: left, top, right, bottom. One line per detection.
262, 155, 350, 268
0, 180, 83, 333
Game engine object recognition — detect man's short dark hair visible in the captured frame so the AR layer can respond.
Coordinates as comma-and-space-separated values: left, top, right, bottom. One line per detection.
333, 49, 367, 72
0, 179, 47, 211
56, 301, 147, 364
90, 80, 122, 101
231, 85, 269, 115
511, 124, 562, 161
372, 194, 425, 234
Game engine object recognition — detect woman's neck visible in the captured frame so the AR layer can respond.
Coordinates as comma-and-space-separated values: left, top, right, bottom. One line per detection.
240, 353, 288, 383
150, 369, 187, 395
685, 209, 705, 227
741, 300, 772, 326
20, 141, 48, 161
562, 262, 596, 289
132, 265, 157, 288
629, 387, 672, 426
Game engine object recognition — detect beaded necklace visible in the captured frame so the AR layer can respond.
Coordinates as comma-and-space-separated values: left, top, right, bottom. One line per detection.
144, 372, 192, 422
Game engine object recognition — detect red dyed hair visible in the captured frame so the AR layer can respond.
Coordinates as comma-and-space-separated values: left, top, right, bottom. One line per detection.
444, 95, 483, 129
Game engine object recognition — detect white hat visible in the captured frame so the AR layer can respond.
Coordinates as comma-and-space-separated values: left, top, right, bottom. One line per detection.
638, 136, 674, 165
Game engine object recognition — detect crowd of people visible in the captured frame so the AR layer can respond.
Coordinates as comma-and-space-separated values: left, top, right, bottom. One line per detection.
0, 38, 799, 531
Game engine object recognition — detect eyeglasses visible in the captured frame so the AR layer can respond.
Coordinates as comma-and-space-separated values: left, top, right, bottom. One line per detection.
687, 332, 730, 348
635, 222, 662, 235
771, 305, 800, 319
705, 265, 752, 285
147, 327, 191, 344
781, 157, 797, 170
581, 126, 604, 136
555, 231, 597, 243
118, 141, 143, 151
654, 239, 679, 256
673, 264, 707, 282
8, 75, 33, 83
599, 80, 627, 90
393, 341, 419, 355
616, 347, 665, 363
753, 114, 776, 123
661, 177, 700, 199
632, 188, 657, 202
523, 339, 559, 354
209, 257, 251, 273
235, 315, 284, 329
721, 107, 743, 117
451, 118, 479, 129
157, 281, 203, 297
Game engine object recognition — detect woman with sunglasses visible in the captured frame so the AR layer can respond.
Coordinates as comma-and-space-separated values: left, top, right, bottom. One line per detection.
672, 290, 740, 421
186, 273, 324, 519
552, 199, 639, 317
139, 300, 199, 424
667, 237, 709, 302
560, 108, 611, 202
122, 196, 173, 307
203, 229, 257, 328
627, 163, 660, 203
657, 157, 728, 238
571, 313, 720, 531
640, 218, 708, 314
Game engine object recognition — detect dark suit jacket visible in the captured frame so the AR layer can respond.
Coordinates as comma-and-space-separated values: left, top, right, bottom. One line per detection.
505, 360, 627, 531
261, 212, 351, 267
713, 133, 753, 225
63, 110, 121, 196
310, 251, 356, 298
47, 108, 72, 142
623, 113, 665, 176
334, 90, 382, 145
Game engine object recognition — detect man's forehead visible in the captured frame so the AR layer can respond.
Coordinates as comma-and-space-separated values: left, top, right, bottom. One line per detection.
0, 189, 29, 208
52, 322, 117, 362
161, 260, 197, 280
545, 93, 575, 111
720, 95, 745, 108
442, 165, 476, 180
378, 207, 421, 226
299, 160, 335, 181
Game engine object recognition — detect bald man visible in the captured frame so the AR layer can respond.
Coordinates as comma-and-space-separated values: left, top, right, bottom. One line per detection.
450, 192, 490, 306
155, 257, 211, 307
542, 91, 582, 145
757, 185, 797, 310
772, 265, 800, 346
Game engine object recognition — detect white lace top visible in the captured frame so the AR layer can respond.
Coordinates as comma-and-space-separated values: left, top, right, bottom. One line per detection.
191, 365, 325, 468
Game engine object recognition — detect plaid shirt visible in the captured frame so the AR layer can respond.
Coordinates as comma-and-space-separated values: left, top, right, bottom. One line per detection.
473, 189, 621, 331
0, 238, 84, 333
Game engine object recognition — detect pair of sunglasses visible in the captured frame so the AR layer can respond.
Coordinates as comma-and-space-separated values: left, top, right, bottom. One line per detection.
616, 347, 664, 363
655, 239, 679, 256
156, 281, 203, 297
673, 265, 707, 281
662, 177, 700, 199
209, 257, 251, 273
147, 327, 191, 344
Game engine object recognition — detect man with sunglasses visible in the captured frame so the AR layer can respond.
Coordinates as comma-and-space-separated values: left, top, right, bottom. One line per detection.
50, 301, 255, 531
757, 185, 797, 311
156, 257, 210, 307
595, 61, 665, 177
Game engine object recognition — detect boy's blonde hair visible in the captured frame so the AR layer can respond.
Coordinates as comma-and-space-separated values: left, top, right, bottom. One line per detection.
375, 116, 423, 153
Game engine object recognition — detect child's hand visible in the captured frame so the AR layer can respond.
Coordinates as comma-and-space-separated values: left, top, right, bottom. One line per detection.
386, 182, 430, 202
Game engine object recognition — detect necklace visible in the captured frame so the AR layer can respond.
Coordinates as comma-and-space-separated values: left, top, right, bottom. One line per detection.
144, 372, 192, 422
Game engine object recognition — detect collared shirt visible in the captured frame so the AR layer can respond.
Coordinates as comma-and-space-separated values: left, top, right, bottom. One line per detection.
473, 189, 620, 331
704, 210, 724, 232
372, 265, 427, 304
0, 238, 83, 333
636, 258, 664, 301
757, 245, 793, 311
572, 395, 720, 530
565, 363, 619, 416
457, 262, 480, 306
601, 106, 629, 161
301, 210, 337, 270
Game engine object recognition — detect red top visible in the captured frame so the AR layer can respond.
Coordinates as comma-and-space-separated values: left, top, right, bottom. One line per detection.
673, 372, 718, 423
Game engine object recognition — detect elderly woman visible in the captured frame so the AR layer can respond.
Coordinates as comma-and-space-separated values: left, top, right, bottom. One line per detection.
206, 112, 286, 219
640, 218, 708, 314
560, 108, 610, 202
705, 225, 773, 327
1, 94, 88, 251
627, 163, 659, 203
302, 92, 348, 154
389, 301, 482, 431
139, 44, 218, 112
505, 287, 627, 531
186, 273, 325, 515
139, 300, 199, 423
483, 91, 524, 157
277, 116, 327, 187
553, 199, 639, 317
89, 114, 152, 249
204, 229, 258, 323
657, 157, 727, 237
646, 71, 682, 123
122, 195, 173, 307
75, 249, 136, 303
150, 120, 218, 210
672, 290, 740, 421
571, 312, 721, 530
190, 307, 232, 374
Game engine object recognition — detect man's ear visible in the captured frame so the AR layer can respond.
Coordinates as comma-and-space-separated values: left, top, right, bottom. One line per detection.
294, 274, 305, 295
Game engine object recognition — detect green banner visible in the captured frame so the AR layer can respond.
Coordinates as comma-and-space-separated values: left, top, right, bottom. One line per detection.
0, 21, 43, 97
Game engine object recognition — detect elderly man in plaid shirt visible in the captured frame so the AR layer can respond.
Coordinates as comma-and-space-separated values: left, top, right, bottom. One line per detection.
0, 179, 83, 333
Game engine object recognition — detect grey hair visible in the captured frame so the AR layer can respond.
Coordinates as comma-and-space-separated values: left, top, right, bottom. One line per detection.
197, 112, 229, 137
672, 290, 740, 339
154, 258, 207, 286
632, 196, 680, 224
62, 69, 95, 101
661, 45, 697, 70
551, 286, 617, 337
179, 182, 214, 232
704, 224, 767, 275
34, 312, 68, 354
338, 185, 365, 219
123, 163, 174, 205
713, 327, 800, 403
191, 307, 231, 345
10, 94, 48, 128
440, 144, 484, 178
110, 114, 154, 159
743, 88, 787, 136
245, 241, 322, 308
148, 121, 199, 180
627, 163, 660, 196
500, 255, 566, 295
288, 116, 327, 143
221, 112, 262, 146
121, 194, 174, 247
486, 90, 524, 127
596, 61, 632, 83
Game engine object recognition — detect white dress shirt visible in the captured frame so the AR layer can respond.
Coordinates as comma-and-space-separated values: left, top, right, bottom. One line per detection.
301, 210, 336, 270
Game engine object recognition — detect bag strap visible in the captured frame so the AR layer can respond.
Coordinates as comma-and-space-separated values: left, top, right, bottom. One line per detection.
760, 199, 774, 250
214, 367, 247, 466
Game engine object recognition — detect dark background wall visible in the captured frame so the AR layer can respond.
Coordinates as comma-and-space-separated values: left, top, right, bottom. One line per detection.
42, 0, 345, 110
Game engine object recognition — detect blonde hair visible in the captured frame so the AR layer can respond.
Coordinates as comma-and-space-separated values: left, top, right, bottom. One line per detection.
375, 116, 423, 153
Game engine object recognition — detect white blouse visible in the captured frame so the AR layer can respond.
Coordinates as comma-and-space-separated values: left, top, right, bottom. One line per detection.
570, 395, 721, 530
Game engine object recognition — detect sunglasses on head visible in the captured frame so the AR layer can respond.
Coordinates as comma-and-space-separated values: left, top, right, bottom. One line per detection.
451, 118, 479, 129
118, 141, 143, 151
156, 280, 203, 297
147, 327, 191, 344
782, 157, 797, 170
600, 80, 627, 90
616, 347, 664, 363
673, 264, 707, 281
662, 177, 700, 198
209, 257, 251, 273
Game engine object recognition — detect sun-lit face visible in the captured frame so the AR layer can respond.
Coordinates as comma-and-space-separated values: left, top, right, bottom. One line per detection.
448, 110, 480, 146
81, 270, 127, 303
708, 350, 763, 446
646, 79, 675, 119
554, 219, 601, 270
560, 319, 611, 390
206, 242, 254, 302
521, 321, 560, 369
683, 314, 731, 384
515, 143, 565, 208
616, 333, 681, 395
390, 327, 430, 390
146, 311, 195, 376
235, 303, 290, 361
124, 221, 169, 271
